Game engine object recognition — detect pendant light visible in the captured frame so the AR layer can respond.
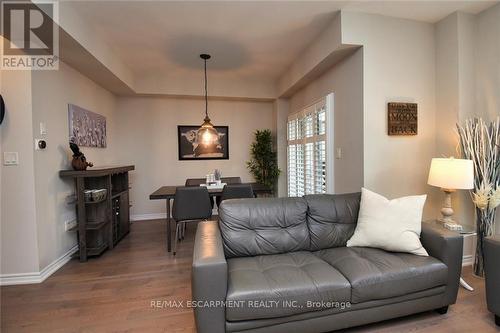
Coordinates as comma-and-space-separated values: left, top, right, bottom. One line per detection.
197, 54, 219, 147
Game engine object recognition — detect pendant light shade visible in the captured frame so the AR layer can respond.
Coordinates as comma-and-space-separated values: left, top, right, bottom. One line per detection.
197, 54, 219, 147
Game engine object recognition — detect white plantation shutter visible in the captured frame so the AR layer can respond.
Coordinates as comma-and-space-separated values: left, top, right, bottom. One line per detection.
287, 95, 332, 197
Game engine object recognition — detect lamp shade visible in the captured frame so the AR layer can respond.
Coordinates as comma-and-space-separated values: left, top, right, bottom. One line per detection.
428, 158, 474, 190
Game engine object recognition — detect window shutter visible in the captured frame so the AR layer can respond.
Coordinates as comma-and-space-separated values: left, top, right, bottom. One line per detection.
287, 96, 330, 197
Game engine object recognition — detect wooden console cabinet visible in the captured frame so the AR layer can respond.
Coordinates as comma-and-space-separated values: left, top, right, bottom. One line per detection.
60, 165, 134, 262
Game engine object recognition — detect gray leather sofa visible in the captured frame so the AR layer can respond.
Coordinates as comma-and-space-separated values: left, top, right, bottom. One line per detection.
192, 194, 463, 333
485, 235, 500, 326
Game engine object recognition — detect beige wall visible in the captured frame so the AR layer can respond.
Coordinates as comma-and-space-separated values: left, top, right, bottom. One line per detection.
435, 13, 460, 157
475, 3, 500, 122
435, 12, 476, 258
435, 12, 476, 230
0, 68, 40, 275
114, 97, 274, 218
278, 13, 342, 96
30, 61, 119, 270
435, 5, 500, 237
273, 98, 289, 197
288, 48, 364, 194
476, 4, 500, 233
342, 11, 440, 219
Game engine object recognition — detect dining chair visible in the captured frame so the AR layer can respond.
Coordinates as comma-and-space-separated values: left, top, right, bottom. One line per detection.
220, 177, 242, 184
220, 184, 254, 203
216, 178, 245, 207
185, 177, 217, 208
185, 178, 206, 187
172, 186, 212, 255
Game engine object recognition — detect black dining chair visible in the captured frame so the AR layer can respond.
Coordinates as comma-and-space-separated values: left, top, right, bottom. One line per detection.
220, 184, 254, 203
186, 178, 217, 208
216, 178, 246, 207
221, 177, 242, 185
172, 187, 212, 255
185, 178, 206, 187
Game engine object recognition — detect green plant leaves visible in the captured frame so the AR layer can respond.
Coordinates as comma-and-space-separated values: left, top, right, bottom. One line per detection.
247, 129, 281, 191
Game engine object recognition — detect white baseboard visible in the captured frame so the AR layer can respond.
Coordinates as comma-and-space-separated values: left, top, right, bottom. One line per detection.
462, 254, 474, 267
131, 213, 167, 221
131, 208, 218, 222
0, 245, 78, 286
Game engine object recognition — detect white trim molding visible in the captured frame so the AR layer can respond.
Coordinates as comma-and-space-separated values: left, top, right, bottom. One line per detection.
462, 254, 474, 267
0, 245, 78, 286
131, 213, 167, 221
131, 207, 219, 222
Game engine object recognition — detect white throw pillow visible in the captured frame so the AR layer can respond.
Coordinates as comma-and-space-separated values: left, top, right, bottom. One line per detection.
346, 188, 428, 256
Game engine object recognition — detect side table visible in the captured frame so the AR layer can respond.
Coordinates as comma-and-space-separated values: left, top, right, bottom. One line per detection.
424, 220, 476, 291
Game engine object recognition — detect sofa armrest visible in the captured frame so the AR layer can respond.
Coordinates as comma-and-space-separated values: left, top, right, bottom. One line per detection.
421, 222, 463, 305
485, 235, 500, 316
192, 220, 227, 333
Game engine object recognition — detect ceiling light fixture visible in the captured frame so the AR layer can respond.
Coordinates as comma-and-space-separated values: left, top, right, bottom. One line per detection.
198, 53, 218, 147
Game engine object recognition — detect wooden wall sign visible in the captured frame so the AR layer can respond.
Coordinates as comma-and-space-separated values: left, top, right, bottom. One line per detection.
388, 102, 417, 135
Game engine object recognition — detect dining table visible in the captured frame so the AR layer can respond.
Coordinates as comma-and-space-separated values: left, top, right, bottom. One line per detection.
149, 182, 272, 252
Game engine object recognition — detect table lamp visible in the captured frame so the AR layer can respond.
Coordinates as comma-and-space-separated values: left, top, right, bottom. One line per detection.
427, 157, 474, 230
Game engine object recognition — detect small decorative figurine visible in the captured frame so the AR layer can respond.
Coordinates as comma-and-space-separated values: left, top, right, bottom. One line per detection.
69, 140, 93, 171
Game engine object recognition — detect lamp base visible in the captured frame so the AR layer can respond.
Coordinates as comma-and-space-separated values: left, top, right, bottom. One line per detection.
439, 189, 462, 231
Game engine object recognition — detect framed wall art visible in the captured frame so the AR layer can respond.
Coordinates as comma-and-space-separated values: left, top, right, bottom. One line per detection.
68, 104, 107, 148
388, 102, 418, 136
178, 125, 229, 160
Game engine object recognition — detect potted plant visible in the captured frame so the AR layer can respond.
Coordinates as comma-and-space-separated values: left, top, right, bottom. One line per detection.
247, 129, 281, 194
457, 118, 500, 277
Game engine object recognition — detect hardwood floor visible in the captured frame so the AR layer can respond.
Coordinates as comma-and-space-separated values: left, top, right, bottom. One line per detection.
1, 220, 498, 333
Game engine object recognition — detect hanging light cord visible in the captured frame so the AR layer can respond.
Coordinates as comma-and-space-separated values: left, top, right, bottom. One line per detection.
204, 58, 208, 119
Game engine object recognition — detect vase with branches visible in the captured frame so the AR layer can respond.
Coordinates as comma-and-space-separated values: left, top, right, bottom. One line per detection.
247, 129, 281, 193
457, 117, 500, 277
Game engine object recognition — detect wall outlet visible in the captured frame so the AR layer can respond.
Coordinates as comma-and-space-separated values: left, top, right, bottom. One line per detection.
335, 148, 342, 159
65, 193, 77, 205
65, 219, 77, 231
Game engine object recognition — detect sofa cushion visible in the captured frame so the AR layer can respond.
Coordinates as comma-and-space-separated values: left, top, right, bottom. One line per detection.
304, 193, 361, 251
219, 197, 310, 258
314, 247, 448, 303
226, 251, 351, 321
346, 188, 428, 256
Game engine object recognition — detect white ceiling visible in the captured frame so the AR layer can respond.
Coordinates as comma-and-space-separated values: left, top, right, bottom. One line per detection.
65, 0, 497, 84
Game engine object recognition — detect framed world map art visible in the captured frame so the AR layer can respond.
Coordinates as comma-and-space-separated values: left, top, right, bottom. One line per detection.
178, 125, 229, 160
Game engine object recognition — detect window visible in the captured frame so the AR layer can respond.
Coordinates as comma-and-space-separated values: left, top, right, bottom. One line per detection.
287, 95, 333, 197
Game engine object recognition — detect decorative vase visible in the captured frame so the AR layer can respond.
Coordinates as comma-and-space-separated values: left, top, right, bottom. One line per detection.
457, 118, 500, 278
72, 155, 93, 171
70, 141, 93, 171
474, 207, 496, 277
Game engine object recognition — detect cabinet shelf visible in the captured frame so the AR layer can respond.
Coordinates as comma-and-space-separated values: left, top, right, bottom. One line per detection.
86, 220, 109, 230
111, 190, 128, 199
87, 244, 108, 256
60, 165, 134, 262
85, 197, 107, 205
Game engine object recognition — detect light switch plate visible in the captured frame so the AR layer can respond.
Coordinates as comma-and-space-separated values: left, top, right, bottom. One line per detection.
335, 148, 342, 159
3, 152, 19, 165
40, 122, 47, 135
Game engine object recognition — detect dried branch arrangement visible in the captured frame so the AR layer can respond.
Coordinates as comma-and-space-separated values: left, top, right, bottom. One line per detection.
457, 117, 500, 276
